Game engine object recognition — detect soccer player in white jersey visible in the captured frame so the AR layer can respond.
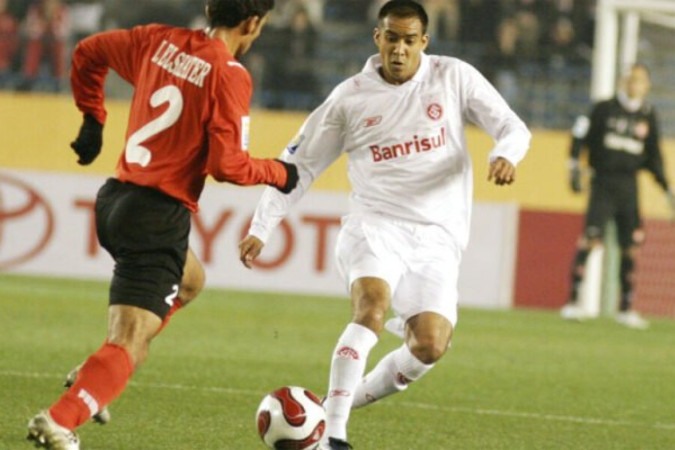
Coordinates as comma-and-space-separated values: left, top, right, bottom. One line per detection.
239, 1, 531, 448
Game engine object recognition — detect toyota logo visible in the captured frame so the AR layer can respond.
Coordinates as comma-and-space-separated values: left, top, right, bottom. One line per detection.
0, 172, 54, 269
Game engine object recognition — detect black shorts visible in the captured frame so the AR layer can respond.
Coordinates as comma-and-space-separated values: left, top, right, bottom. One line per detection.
95, 178, 190, 319
584, 174, 639, 248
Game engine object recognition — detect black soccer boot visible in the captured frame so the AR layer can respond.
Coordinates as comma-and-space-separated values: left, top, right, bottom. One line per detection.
329, 437, 354, 449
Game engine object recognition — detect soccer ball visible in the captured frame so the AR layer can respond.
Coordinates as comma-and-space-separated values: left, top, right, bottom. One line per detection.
256, 386, 326, 449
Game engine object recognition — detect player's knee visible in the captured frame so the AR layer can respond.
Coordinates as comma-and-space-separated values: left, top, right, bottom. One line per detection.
179, 257, 206, 303
351, 277, 390, 331
107, 306, 160, 368
179, 273, 204, 302
409, 338, 447, 364
353, 305, 388, 333
107, 335, 151, 368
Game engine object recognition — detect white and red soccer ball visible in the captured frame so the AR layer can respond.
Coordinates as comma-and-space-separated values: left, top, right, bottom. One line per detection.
256, 386, 326, 449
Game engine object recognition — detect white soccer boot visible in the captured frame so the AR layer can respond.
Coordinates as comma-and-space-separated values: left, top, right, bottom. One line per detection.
560, 303, 589, 321
615, 311, 649, 330
27, 410, 80, 450
64, 365, 111, 424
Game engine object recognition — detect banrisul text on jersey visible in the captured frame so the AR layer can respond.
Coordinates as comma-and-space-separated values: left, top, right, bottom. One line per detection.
151, 39, 212, 87
370, 127, 446, 162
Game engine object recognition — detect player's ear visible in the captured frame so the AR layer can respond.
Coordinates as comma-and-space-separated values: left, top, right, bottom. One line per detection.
421, 33, 429, 51
373, 27, 380, 46
243, 15, 264, 37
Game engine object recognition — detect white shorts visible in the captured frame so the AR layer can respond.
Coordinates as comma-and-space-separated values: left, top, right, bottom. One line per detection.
335, 213, 460, 327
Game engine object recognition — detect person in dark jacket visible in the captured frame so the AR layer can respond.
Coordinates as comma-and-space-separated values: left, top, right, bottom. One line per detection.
562, 63, 675, 329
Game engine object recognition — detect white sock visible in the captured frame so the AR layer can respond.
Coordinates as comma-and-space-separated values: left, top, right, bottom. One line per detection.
352, 344, 433, 409
323, 323, 378, 442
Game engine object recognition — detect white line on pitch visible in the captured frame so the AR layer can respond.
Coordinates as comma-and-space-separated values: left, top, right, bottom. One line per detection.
3, 369, 674, 431
396, 400, 675, 431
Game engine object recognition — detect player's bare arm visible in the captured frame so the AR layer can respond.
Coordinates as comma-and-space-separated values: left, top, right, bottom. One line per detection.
239, 234, 264, 269
488, 157, 516, 186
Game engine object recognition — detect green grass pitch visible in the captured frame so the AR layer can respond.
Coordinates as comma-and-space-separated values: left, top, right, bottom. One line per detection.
1, 274, 674, 449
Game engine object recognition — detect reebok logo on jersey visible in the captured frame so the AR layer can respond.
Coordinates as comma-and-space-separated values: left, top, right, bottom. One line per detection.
370, 127, 446, 162
362, 116, 382, 128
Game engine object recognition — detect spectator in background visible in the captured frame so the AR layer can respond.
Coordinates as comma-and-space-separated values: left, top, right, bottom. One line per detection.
271, 0, 325, 28
511, 6, 540, 61
459, 0, 498, 45
67, 0, 104, 43
0, 0, 19, 88
100, 0, 137, 29
19, 0, 70, 92
422, 0, 459, 42
324, 0, 370, 24
544, 0, 594, 51
278, 6, 319, 108
544, 15, 584, 70
259, 5, 319, 110
487, 16, 521, 109
136, 0, 188, 27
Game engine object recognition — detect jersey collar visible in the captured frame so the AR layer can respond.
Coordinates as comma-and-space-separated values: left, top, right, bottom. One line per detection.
616, 90, 645, 113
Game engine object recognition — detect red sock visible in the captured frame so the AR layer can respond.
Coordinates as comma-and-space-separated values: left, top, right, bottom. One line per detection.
155, 297, 184, 336
49, 343, 133, 430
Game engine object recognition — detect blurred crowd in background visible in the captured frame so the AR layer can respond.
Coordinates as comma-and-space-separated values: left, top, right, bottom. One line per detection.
0, 0, 644, 131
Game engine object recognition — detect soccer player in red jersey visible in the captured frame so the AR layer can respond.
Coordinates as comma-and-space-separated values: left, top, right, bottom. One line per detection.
27, 1, 297, 448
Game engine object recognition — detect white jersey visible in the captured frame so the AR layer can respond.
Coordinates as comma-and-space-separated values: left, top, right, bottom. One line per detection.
249, 53, 531, 249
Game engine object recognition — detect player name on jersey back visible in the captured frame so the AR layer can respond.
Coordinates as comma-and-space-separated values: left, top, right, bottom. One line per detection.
151, 39, 212, 87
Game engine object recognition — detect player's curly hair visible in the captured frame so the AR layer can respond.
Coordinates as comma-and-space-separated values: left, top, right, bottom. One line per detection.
206, 0, 275, 28
378, 0, 429, 33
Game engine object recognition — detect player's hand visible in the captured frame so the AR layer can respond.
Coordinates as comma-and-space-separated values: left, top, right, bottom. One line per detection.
239, 234, 264, 269
275, 159, 299, 194
488, 157, 515, 186
570, 166, 582, 193
71, 114, 103, 165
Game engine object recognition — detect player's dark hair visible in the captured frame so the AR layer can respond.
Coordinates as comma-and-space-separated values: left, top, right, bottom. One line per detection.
206, 0, 274, 28
378, 0, 429, 33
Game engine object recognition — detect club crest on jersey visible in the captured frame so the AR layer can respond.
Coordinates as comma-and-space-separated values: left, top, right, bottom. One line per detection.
634, 121, 649, 139
426, 103, 443, 121
362, 116, 382, 128
286, 134, 305, 154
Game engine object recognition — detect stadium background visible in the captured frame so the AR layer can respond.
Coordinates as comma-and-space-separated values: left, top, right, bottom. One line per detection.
2, 0, 675, 319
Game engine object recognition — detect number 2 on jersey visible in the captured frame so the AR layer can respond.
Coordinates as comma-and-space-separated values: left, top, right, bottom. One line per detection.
125, 85, 183, 167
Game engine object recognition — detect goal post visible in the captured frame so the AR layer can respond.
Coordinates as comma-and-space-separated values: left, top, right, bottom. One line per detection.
591, 0, 675, 100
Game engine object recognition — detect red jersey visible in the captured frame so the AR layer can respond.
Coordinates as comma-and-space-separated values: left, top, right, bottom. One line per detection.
70, 24, 287, 212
